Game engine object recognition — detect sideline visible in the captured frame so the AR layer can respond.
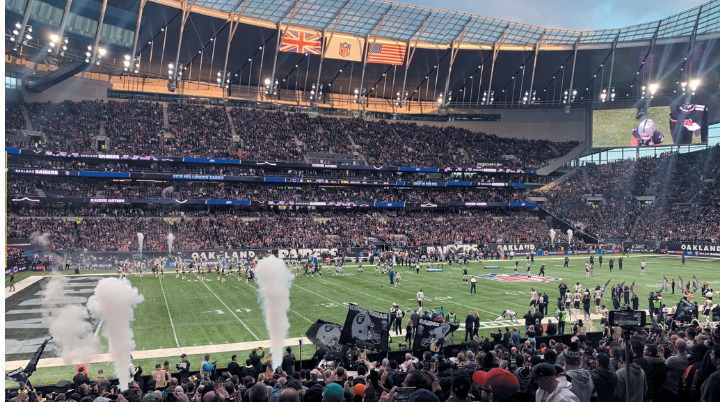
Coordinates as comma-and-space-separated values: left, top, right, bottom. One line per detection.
5, 275, 45, 299
3, 312, 613, 371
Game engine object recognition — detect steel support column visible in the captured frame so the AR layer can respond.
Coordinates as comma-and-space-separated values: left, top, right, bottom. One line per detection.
172, 0, 196, 86
486, 25, 509, 105
399, 11, 431, 111
685, 5, 703, 80
90, 0, 109, 65
221, 1, 247, 92
358, 6, 392, 109
567, 35, 581, 105
13, 0, 37, 53
270, 0, 300, 93
606, 33, 620, 101
527, 31, 545, 105
313, 0, 351, 106
441, 17, 472, 108
130, 0, 148, 64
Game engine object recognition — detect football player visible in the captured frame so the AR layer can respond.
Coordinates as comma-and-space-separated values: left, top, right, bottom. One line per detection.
632, 118, 665, 146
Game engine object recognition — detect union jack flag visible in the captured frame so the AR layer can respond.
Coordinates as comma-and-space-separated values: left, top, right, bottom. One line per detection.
279, 30, 322, 54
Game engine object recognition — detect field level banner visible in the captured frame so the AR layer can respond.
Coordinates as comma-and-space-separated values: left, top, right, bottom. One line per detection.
339, 304, 389, 352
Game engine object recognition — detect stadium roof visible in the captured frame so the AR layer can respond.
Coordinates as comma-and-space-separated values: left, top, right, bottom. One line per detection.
5, 0, 720, 107
154, 0, 720, 48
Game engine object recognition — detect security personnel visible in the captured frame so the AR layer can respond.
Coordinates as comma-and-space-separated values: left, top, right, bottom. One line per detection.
558, 307, 567, 335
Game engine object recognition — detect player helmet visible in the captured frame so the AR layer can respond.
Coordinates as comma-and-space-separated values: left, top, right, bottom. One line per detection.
352, 313, 381, 343
638, 119, 656, 139
317, 324, 342, 352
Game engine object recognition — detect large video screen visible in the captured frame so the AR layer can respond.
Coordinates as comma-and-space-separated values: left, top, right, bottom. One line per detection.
592, 104, 708, 148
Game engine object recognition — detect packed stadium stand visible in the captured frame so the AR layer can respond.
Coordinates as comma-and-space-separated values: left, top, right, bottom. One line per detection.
5, 0, 720, 399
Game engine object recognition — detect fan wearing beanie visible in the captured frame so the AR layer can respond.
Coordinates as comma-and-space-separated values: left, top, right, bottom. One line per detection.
513, 367, 534, 402
563, 342, 595, 402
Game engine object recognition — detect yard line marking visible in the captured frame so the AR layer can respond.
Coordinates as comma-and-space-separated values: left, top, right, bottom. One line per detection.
159, 277, 180, 347
194, 272, 259, 340
238, 278, 315, 324
93, 320, 104, 338
341, 274, 507, 315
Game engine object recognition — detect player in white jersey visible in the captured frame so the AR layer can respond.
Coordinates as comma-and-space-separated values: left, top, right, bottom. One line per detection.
574, 282, 583, 293
496, 310, 518, 323
641, 260, 646, 275
530, 288, 538, 307
394, 272, 402, 288
594, 289, 603, 313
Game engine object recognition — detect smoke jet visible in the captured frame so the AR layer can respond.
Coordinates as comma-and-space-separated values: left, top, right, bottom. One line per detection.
137, 233, 144, 254
41, 274, 99, 365
254, 256, 294, 370
166, 233, 175, 255
87, 278, 145, 390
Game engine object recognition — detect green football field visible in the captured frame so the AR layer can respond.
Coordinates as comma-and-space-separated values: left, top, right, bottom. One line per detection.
5, 254, 719, 387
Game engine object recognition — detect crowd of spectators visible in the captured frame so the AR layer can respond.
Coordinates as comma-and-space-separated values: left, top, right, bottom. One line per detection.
230, 108, 306, 162
167, 103, 233, 158
15, 100, 580, 168
8, 179, 97, 198
104, 100, 165, 155
633, 205, 720, 242
26, 100, 104, 152
537, 146, 720, 240
5, 102, 26, 135
7, 210, 551, 252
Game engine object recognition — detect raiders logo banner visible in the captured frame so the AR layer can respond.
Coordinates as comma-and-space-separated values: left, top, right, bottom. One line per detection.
339, 304, 389, 352
413, 318, 460, 352
305, 319, 348, 360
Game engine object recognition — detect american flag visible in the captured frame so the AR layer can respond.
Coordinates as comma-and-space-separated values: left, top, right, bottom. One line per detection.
279, 30, 322, 54
367, 42, 406, 65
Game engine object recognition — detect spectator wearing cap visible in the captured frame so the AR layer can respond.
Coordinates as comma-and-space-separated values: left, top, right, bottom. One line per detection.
563, 342, 595, 402
613, 349, 647, 402
473, 368, 520, 402
530, 363, 578, 402
446, 370, 471, 402
177, 354, 190, 383
590, 354, 616, 402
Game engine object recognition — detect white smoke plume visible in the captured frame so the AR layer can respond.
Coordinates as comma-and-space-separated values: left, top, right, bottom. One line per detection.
137, 233, 144, 253
87, 278, 145, 390
254, 256, 295, 370
41, 274, 100, 364
161, 186, 175, 197
30, 231, 52, 248
166, 233, 175, 255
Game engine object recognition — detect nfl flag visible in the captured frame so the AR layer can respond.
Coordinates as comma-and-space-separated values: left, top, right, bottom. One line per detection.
601, 279, 611, 292
692, 275, 699, 293
631, 281, 636, 294
678, 277, 684, 291
367, 42, 406, 65
324, 36, 364, 61
662, 276, 669, 292
280, 30, 322, 54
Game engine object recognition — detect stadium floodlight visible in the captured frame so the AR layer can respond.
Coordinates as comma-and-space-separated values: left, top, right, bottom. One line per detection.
649, 83, 659, 98
690, 79, 700, 94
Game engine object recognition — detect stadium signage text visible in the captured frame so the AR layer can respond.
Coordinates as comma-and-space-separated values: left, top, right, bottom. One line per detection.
680, 244, 719, 252
496, 244, 536, 252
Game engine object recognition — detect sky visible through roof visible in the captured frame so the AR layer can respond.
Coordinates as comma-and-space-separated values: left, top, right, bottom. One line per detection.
400, 0, 707, 31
